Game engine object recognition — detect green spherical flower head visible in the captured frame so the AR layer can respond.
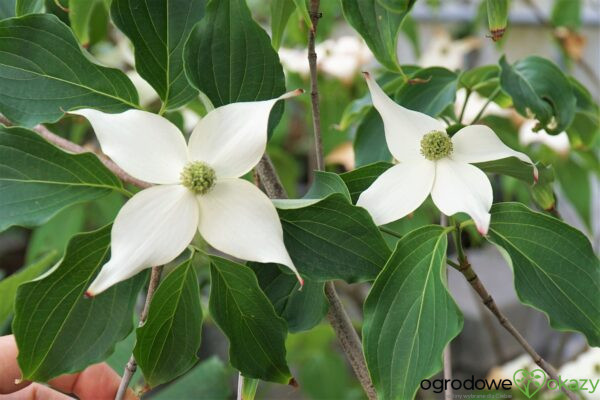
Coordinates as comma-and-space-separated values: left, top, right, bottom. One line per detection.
420, 130, 453, 161
181, 161, 216, 194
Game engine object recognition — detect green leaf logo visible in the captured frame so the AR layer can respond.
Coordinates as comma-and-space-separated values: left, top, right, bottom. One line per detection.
513, 368, 547, 398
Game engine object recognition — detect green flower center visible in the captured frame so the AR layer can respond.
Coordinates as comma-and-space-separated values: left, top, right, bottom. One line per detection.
181, 161, 216, 194
420, 130, 453, 161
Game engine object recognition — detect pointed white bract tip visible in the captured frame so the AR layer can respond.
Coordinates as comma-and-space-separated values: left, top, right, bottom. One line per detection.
297, 276, 305, 291
476, 224, 489, 236
362, 71, 371, 79
84, 290, 95, 298
533, 165, 539, 183
279, 88, 304, 100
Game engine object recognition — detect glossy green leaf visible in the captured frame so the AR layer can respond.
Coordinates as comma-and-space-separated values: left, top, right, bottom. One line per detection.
277, 193, 390, 282
499, 55, 576, 134
13, 225, 146, 382
488, 202, 600, 346
209, 256, 291, 383
15, 0, 43, 16
134, 257, 202, 387
152, 357, 234, 400
303, 171, 351, 201
270, 0, 295, 50
0, 252, 57, 325
184, 0, 286, 109
339, 162, 393, 204
395, 67, 458, 117
341, 0, 415, 71
354, 108, 392, 167
0, 14, 138, 127
337, 94, 372, 132
0, 125, 123, 232
111, 0, 204, 110
376, 0, 415, 13
69, 0, 105, 44
363, 225, 463, 400
249, 263, 327, 332
474, 157, 539, 185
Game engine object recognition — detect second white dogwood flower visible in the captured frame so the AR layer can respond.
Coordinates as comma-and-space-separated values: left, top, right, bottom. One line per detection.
358, 73, 535, 234
73, 90, 303, 296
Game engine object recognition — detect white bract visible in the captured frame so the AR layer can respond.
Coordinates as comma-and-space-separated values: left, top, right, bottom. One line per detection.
73, 90, 303, 296
357, 73, 535, 234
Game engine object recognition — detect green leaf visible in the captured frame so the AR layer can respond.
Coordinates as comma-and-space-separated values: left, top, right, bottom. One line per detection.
341, 0, 415, 71
499, 55, 576, 134
184, 0, 286, 108
554, 157, 591, 229
12, 225, 146, 382
567, 77, 600, 147
303, 171, 351, 201
111, 0, 204, 110
474, 157, 538, 185
0, 14, 139, 127
270, 0, 295, 50
487, 203, 600, 346
292, 0, 310, 27
209, 256, 291, 383
0, 252, 58, 325
134, 257, 202, 387
277, 193, 390, 282
0, 125, 123, 232
152, 357, 234, 400
15, 0, 44, 16
354, 108, 392, 167
25, 204, 86, 263
376, 0, 415, 13
395, 67, 458, 117
249, 263, 327, 332
339, 162, 393, 204
69, 0, 106, 44
363, 225, 463, 400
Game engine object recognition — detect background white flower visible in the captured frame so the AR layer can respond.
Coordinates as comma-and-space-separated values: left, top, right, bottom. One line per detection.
357, 73, 535, 234
519, 119, 571, 155
72, 90, 303, 295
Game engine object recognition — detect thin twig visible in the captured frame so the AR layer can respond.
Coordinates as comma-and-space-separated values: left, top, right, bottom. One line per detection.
308, 0, 324, 171
440, 214, 453, 399
115, 266, 164, 400
0, 115, 151, 189
324, 283, 377, 400
458, 90, 471, 124
305, 1, 375, 397
470, 88, 500, 124
451, 228, 576, 400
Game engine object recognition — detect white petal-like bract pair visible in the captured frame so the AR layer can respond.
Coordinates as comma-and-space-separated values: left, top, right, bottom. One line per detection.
357, 73, 535, 234
73, 90, 304, 296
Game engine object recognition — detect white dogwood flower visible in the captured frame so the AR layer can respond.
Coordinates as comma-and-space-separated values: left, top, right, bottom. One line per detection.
73, 90, 304, 296
357, 73, 535, 234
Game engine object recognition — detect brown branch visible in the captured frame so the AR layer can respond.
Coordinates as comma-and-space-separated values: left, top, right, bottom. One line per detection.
0, 115, 151, 189
115, 266, 164, 400
308, 0, 324, 171
255, 154, 288, 199
452, 230, 576, 400
324, 283, 377, 400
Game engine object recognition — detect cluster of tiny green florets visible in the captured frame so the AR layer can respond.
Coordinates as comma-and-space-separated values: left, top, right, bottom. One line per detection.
181, 161, 216, 195
420, 130, 453, 161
